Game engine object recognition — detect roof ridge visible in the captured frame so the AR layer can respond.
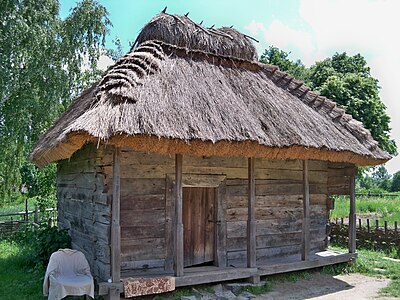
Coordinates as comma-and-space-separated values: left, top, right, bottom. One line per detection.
263, 67, 381, 153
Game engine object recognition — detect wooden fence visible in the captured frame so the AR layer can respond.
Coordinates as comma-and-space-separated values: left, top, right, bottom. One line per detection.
330, 218, 400, 252
356, 193, 400, 198
0, 208, 57, 237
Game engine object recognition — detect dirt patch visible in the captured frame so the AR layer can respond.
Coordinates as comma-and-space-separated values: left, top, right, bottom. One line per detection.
255, 273, 396, 300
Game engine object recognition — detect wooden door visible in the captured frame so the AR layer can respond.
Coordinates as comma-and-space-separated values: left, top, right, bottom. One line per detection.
183, 187, 215, 267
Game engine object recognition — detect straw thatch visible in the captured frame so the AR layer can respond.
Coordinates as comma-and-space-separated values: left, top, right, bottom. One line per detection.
30, 12, 391, 167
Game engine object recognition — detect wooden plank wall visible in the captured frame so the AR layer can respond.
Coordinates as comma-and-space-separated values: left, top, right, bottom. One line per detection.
225, 159, 328, 266
327, 162, 355, 195
100, 148, 175, 273
64, 145, 330, 274
57, 144, 111, 282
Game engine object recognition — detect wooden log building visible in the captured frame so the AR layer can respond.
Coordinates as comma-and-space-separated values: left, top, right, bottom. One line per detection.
30, 12, 391, 299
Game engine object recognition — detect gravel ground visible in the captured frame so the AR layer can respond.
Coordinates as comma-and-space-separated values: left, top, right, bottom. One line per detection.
255, 273, 398, 300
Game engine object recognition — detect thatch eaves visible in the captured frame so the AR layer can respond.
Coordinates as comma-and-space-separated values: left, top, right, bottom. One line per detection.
30, 13, 391, 167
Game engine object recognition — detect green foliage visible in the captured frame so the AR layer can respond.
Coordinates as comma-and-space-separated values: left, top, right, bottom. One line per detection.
13, 223, 71, 267
308, 53, 396, 155
0, 0, 111, 206
260, 46, 308, 81
259, 48, 397, 156
371, 165, 392, 191
357, 165, 393, 191
391, 171, 400, 192
331, 194, 400, 223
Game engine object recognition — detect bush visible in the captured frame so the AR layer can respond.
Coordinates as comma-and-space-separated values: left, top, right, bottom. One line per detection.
13, 223, 71, 268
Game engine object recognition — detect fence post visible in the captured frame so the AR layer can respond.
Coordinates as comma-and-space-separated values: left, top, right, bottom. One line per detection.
375, 220, 379, 230
358, 219, 362, 229
341, 218, 344, 225
367, 219, 370, 233
395, 221, 398, 233
384, 221, 388, 235
34, 206, 38, 224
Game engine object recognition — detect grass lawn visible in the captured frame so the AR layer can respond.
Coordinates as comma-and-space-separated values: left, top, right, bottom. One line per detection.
0, 240, 44, 300
1, 239, 399, 299
331, 195, 400, 225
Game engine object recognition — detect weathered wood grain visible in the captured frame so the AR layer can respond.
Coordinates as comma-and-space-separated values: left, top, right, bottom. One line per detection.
247, 157, 256, 268
121, 225, 165, 239
226, 194, 327, 209
302, 160, 310, 261
349, 172, 357, 253
174, 154, 184, 277
111, 147, 121, 283
120, 209, 165, 226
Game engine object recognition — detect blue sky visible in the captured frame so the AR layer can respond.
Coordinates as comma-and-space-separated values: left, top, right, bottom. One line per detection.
60, 0, 312, 58
60, 0, 400, 174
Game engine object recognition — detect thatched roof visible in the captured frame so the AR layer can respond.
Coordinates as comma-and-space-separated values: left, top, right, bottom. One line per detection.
30, 12, 390, 167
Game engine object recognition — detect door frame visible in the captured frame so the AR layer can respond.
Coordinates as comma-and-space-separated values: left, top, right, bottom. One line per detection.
165, 174, 227, 272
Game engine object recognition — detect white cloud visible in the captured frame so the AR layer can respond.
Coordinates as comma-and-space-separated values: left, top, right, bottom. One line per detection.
97, 54, 114, 71
245, 19, 316, 65
245, 0, 400, 174
299, 0, 400, 174
81, 53, 114, 72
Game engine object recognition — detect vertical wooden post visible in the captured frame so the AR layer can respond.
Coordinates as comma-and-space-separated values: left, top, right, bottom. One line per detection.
367, 219, 370, 233
247, 158, 256, 268
348, 169, 356, 253
25, 196, 28, 222
110, 147, 121, 299
301, 160, 310, 261
34, 206, 38, 224
174, 154, 184, 276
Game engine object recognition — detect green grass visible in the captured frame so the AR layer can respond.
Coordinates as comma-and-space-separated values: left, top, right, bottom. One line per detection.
0, 240, 45, 300
1, 239, 399, 299
324, 246, 400, 297
235, 280, 273, 295
331, 195, 400, 224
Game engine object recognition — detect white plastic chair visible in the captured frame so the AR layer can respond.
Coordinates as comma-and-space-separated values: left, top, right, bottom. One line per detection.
43, 249, 94, 300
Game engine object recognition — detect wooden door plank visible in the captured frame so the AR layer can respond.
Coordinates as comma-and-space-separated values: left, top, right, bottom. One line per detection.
204, 188, 215, 262
215, 180, 227, 267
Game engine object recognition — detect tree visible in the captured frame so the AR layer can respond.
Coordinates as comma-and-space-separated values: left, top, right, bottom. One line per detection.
0, 0, 111, 205
371, 165, 392, 191
260, 46, 308, 82
260, 48, 396, 156
391, 171, 400, 192
308, 53, 396, 155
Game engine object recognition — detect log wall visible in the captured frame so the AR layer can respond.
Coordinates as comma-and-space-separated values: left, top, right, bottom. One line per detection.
225, 159, 328, 265
100, 148, 174, 274
57, 144, 111, 282
100, 148, 331, 271
58, 144, 343, 277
